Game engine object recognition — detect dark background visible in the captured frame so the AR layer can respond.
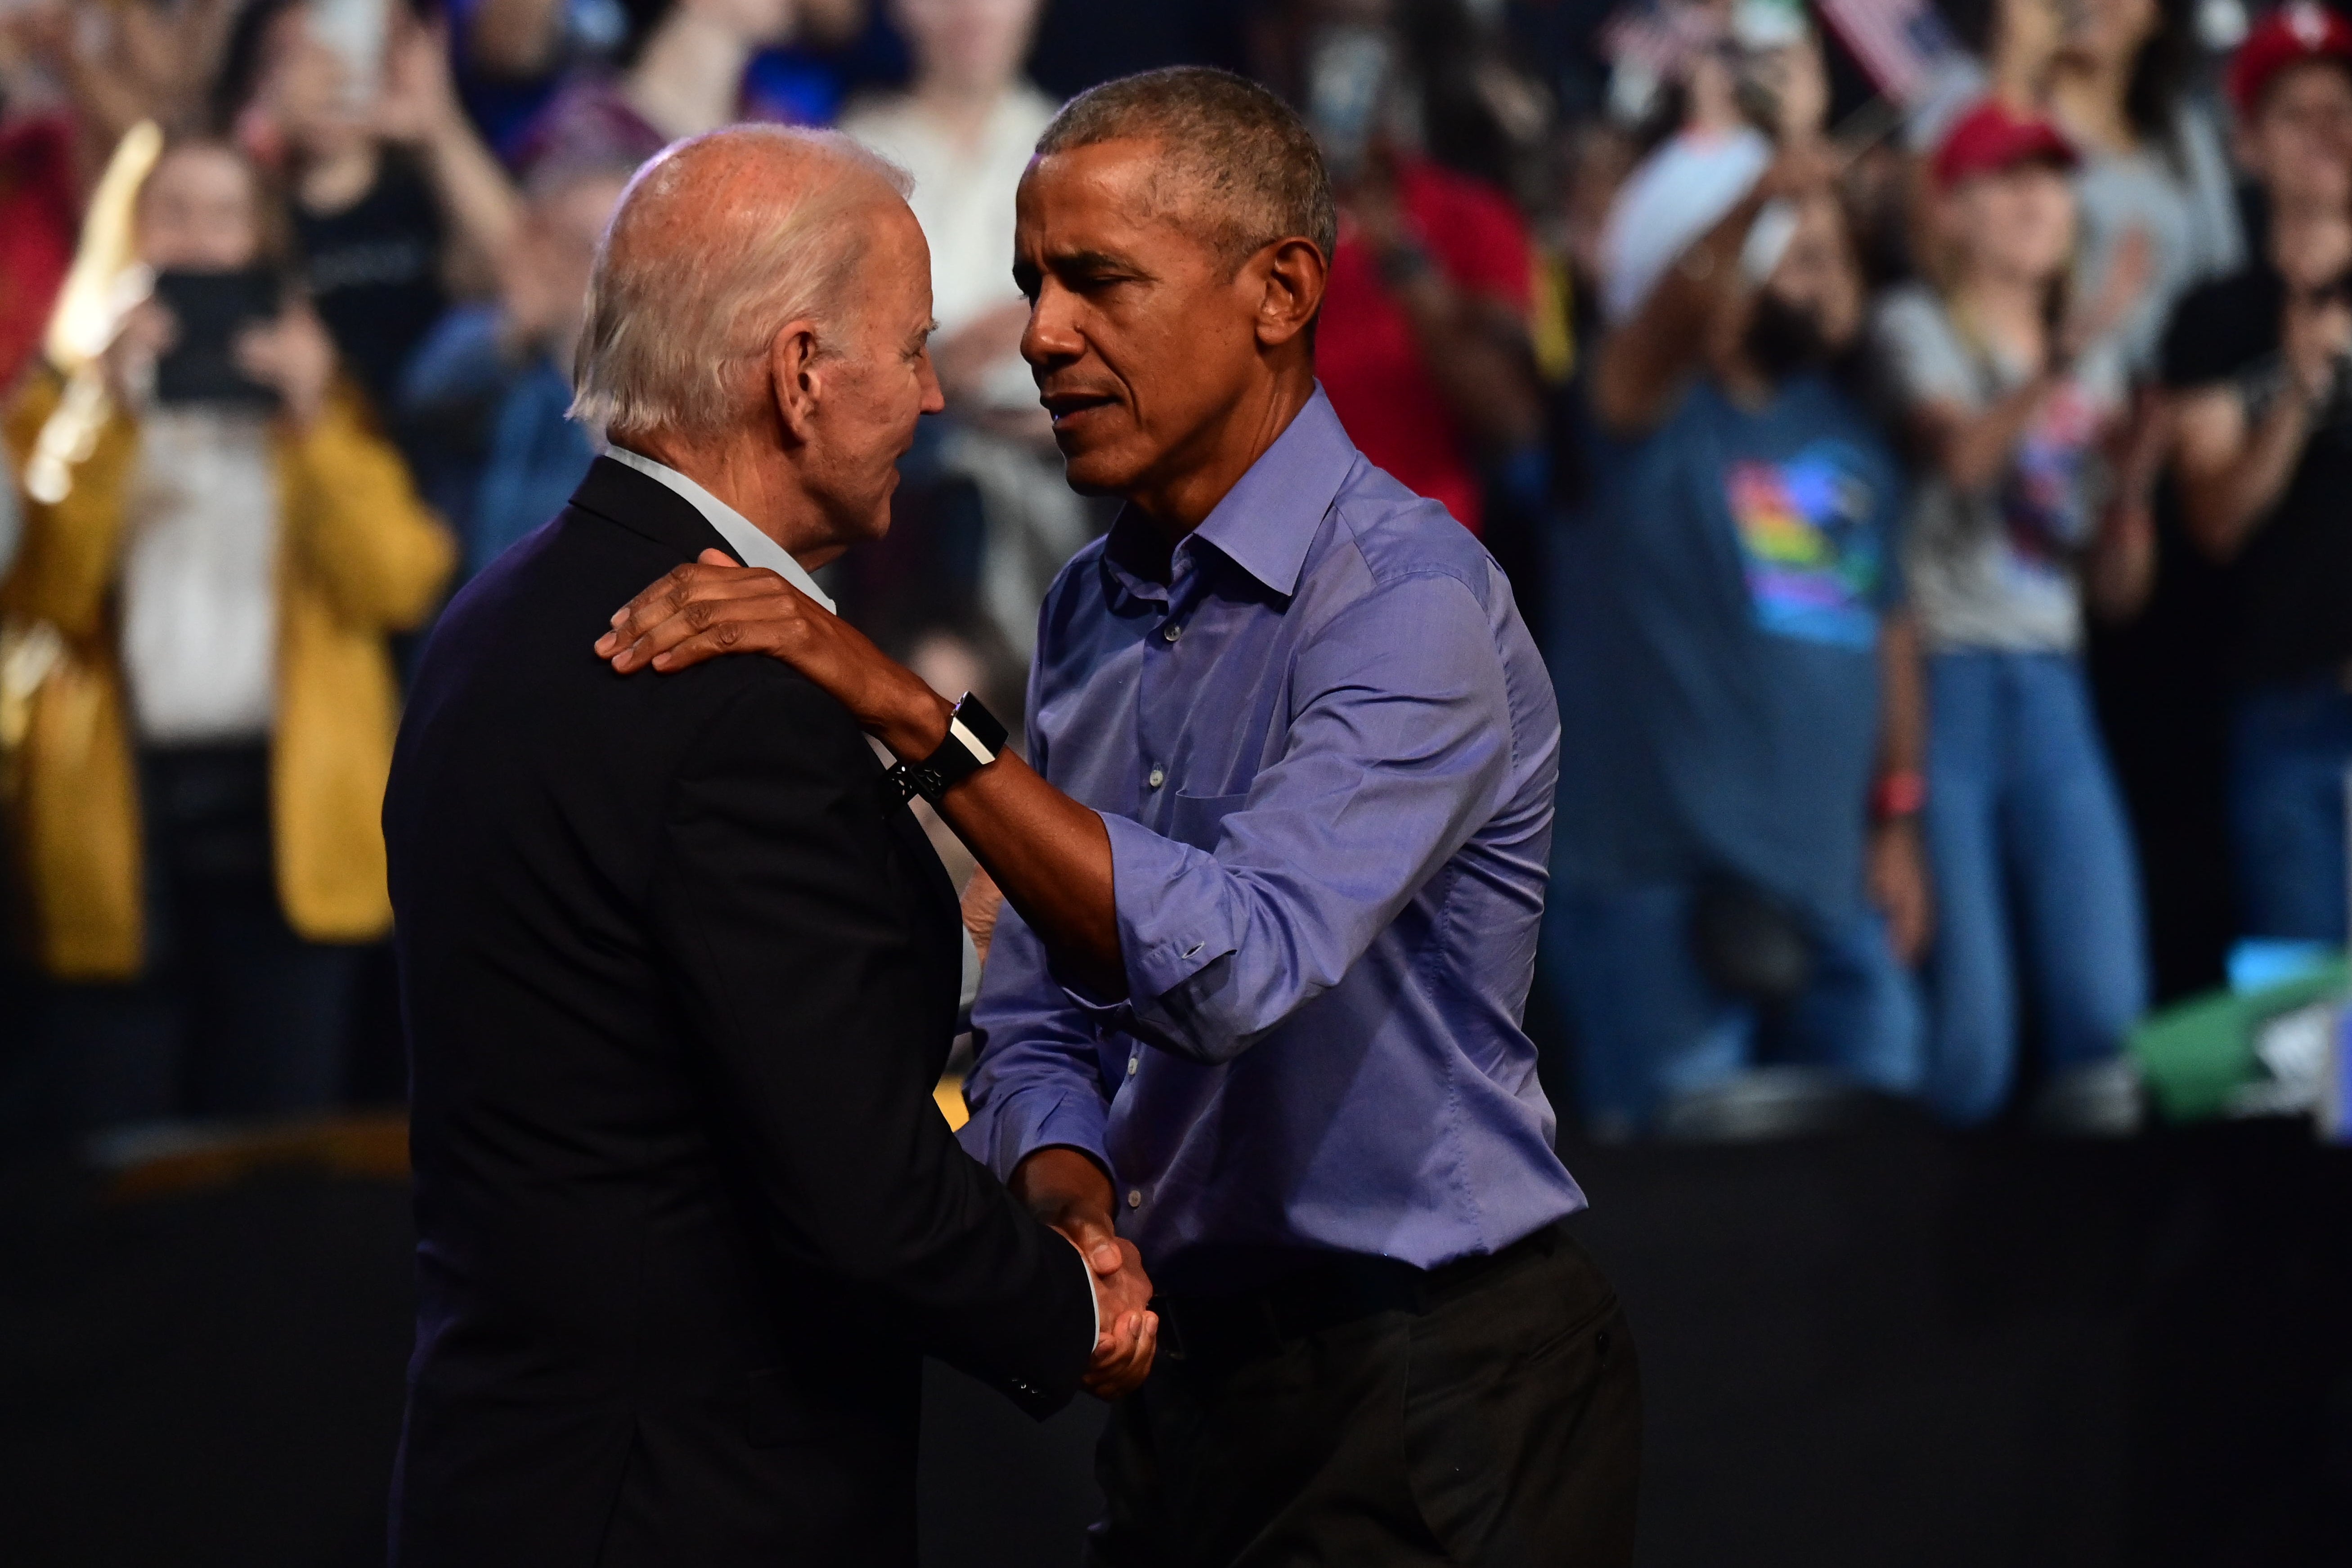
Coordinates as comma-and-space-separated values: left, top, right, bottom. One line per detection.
4, 1115, 2346, 1567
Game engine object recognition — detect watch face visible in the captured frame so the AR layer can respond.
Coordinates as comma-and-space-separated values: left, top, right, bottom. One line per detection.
952, 693, 1009, 758
947, 719, 997, 768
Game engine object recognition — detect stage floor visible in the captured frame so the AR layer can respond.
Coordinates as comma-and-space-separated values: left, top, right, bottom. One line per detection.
1, 1118, 2345, 1566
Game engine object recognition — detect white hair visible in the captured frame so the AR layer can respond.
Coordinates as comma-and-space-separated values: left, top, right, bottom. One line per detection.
569, 125, 914, 441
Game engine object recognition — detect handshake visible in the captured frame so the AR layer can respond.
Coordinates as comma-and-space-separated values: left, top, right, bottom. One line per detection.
1016, 1146, 1160, 1399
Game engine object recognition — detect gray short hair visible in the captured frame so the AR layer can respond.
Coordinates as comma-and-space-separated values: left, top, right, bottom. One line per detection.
1037, 67, 1336, 267
569, 125, 912, 441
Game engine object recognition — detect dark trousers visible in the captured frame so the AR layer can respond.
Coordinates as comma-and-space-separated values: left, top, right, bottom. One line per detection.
37, 744, 359, 1131
1088, 1223, 1640, 1568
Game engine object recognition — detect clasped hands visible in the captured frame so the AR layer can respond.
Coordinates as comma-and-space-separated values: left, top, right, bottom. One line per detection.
1014, 1146, 1158, 1399
596, 560, 1162, 1398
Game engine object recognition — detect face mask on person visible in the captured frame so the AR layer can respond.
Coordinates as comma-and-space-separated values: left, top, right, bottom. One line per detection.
1741, 290, 1834, 381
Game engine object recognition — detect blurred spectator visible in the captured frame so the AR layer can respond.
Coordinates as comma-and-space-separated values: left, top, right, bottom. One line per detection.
0, 138, 453, 1129
220, 0, 523, 410
2040, 0, 2243, 373
399, 154, 632, 576
1503, 0, 1619, 126
1022, 0, 1249, 102
0, 0, 2268, 1156
0, 0, 248, 392
1393, 0, 1559, 205
1546, 67, 1929, 1140
514, 0, 863, 173
842, 0, 1046, 414
0, 110, 78, 395
1552, 117, 1636, 341
1874, 100, 2156, 1133
2165, 3, 2352, 945
458, 0, 867, 159
1255, 0, 1546, 535
840, 0, 1095, 658
448, 0, 637, 152
2, 0, 244, 154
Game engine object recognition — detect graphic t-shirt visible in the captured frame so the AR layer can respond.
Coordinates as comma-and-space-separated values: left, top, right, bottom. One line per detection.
1723, 443, 1890, 649
1872, 282, 2124, 654
1550, 374, 1904, 919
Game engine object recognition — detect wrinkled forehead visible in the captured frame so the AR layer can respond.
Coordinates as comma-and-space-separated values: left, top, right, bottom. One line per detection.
1016, 139, 1225, 258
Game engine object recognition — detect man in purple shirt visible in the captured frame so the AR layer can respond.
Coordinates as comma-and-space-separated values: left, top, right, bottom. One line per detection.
601, 67, 1639, 1567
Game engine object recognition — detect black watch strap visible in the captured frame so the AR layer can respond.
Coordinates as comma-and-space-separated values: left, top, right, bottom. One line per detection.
885, 692, 1008, 805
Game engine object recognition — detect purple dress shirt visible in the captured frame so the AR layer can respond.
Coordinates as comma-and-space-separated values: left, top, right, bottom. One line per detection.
958, 388, 1586, 1294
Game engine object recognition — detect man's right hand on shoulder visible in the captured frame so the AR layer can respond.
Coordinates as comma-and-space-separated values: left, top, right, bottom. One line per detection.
1013, 1146, 1158, 1400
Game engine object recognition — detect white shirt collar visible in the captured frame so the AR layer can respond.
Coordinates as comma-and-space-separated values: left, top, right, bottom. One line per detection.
603, 445, 838, 616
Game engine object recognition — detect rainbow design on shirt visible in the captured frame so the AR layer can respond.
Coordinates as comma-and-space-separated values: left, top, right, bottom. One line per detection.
1723, 441, 1885, 650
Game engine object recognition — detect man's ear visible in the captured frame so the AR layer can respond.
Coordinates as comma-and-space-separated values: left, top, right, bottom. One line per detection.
768, 317, 825, 443
1252, 237, 1328, 349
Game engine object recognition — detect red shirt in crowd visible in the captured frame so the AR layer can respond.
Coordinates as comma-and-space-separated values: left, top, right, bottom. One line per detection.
1315, 155, 1535, 537
0, 116, 79, 395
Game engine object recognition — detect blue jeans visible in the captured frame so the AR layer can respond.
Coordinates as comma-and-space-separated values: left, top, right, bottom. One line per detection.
1544, 882, 1923, 1135
1921, 652, 2147, 1125
2228, 674, 2352, 943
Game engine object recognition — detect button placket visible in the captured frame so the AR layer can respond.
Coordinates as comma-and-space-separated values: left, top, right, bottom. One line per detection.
1135, 591, 1180, 818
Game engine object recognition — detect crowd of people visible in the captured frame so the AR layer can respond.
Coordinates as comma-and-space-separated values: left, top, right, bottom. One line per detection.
0, 0, 2346, 1145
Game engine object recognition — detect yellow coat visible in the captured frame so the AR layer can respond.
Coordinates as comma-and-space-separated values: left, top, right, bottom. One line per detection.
2, 374, 455, 979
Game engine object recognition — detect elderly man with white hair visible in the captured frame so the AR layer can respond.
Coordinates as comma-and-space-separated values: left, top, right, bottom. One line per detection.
381, 125, 1156, 1568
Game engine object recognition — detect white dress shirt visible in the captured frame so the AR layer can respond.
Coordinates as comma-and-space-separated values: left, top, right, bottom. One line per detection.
603, 444, 837, 612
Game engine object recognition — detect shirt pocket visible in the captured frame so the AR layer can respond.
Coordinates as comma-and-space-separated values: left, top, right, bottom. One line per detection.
1168, 788, 1250, 854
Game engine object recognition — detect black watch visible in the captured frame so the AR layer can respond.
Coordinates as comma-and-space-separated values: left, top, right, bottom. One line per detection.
886, 692, 1008, 805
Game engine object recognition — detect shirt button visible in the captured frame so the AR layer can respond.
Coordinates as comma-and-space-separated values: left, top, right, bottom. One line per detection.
1163, 622, 1183, 642
1127, 1055, 1140, 1076
1127, 1188, 1144, 1209
1146, 765, 1165, 789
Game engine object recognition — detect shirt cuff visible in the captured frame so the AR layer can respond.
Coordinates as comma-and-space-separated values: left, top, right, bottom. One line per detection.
1096, 811, 1240, 1007
957, 927, 981, 1019
955, 1084, 1113, 1187
1065, 1229, 1099, 1352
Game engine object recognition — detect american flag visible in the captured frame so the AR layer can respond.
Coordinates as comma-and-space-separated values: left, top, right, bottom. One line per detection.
1813, 0, 1966, 104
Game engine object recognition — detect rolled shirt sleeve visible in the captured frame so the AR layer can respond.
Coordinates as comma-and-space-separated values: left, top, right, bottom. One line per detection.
1095, 569, 1514, 1064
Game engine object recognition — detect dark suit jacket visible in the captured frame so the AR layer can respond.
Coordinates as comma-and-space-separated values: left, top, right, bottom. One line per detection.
384, 457, 1094, 1567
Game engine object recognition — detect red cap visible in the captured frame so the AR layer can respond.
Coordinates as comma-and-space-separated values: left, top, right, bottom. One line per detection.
1932, 99, 2079, 189
2228, 2, 2352, 113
